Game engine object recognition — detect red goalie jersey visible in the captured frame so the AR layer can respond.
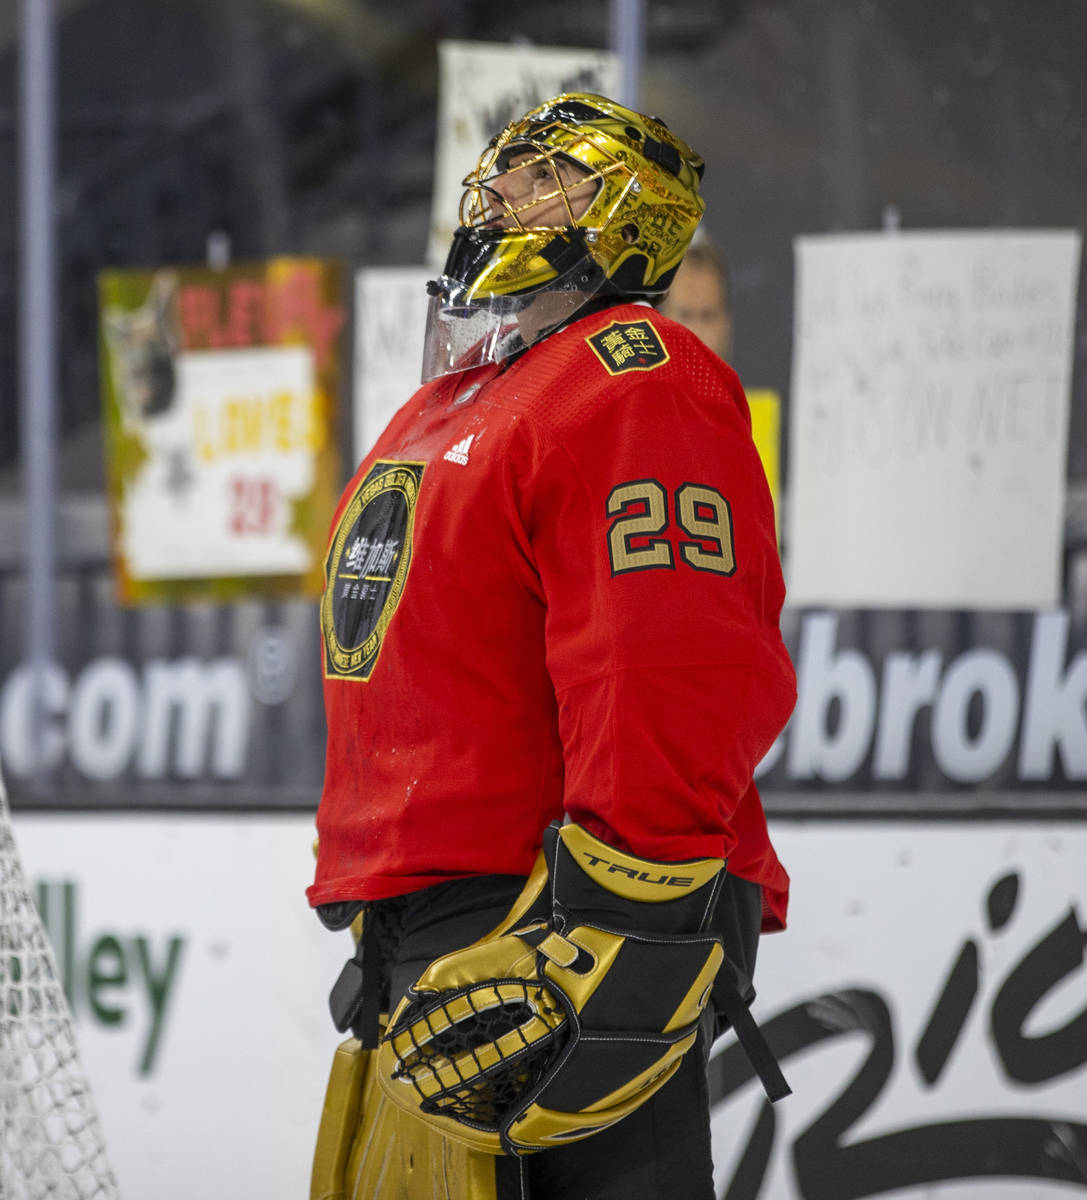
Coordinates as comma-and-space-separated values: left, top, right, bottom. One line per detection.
308, 304, 797, 931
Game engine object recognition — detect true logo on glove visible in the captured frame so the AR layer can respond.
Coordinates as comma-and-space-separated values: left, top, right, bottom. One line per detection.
578, 851, 696, 889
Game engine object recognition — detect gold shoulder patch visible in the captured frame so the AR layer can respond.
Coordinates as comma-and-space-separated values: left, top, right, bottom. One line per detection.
586, 318, 669, 375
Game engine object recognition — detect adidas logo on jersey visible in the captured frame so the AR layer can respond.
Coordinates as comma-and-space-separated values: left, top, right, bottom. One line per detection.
443, 434, 474, 466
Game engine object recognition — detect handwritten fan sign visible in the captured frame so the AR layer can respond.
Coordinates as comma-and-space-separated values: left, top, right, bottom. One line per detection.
427, 40, 619, 267
99, 259, 344, 605
353, 267, 432, 465
786, 231, 1081, 609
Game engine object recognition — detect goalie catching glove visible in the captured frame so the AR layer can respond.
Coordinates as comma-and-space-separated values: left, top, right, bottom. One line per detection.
375, 821, 728, 1156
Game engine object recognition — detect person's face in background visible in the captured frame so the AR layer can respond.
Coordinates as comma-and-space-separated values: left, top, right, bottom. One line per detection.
659, 254, 733, 361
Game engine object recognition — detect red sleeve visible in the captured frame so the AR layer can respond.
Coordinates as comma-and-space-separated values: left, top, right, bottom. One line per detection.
524, 358, 796, 879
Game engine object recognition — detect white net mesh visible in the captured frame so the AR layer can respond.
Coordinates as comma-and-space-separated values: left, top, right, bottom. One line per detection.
0, 763, 120, 1200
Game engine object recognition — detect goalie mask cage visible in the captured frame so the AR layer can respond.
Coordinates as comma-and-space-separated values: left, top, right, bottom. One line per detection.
0, 762, 120, 1200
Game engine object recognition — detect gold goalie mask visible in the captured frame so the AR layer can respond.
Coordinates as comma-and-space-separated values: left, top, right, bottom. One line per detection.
375, 821, 726, 1156
421, 92, 706, 382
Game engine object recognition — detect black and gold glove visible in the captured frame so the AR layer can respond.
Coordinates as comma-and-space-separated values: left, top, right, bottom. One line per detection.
376, 820, 726, 1155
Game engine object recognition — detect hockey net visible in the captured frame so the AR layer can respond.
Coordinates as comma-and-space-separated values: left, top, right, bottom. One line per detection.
0, 761, 120, 1200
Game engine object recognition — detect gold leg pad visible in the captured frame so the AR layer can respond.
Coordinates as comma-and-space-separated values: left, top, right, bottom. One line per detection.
311, 1037, 504, 1200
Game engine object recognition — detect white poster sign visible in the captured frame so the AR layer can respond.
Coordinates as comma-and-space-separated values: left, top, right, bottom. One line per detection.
786, 230, 1081, 609
428, 40, 620, 267
353, 267, 432, 464
714, 822, 1087, 1199
121, 346, 319, 579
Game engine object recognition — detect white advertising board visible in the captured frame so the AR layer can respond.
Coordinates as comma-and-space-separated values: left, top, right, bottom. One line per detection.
757, 608, 1087, 788
786, 230, 1081, 609
713, 822, 1087, 1199
13, 813, 343, 1200
12, 815, 1087, 1198
353, 267, 432, 465
428, 40, 620, 267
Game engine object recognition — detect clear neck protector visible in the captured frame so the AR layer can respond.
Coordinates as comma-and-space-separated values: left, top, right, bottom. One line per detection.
420, 264, 603, 384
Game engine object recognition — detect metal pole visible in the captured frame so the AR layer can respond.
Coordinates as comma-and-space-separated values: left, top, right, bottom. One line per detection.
18, 0, 58, 788
609, 0, 646, 109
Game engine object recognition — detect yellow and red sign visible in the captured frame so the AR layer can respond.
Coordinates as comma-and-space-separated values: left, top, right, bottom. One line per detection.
99, 258, 344, 605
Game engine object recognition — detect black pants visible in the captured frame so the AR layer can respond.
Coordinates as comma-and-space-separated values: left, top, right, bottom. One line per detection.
353, 871, 763, 1200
